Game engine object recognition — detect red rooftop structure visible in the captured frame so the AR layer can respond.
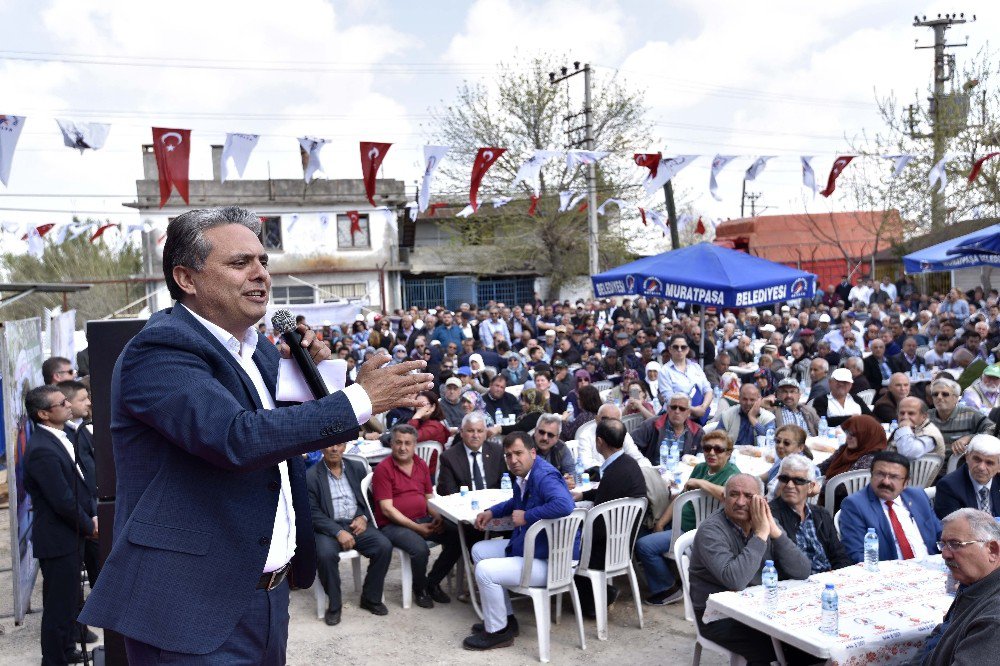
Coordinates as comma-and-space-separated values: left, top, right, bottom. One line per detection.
713, 210, 905, 289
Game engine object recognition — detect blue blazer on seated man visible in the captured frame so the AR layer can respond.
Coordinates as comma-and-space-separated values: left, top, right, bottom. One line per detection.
933, 434, 1000, 520
839, 451, 941, 563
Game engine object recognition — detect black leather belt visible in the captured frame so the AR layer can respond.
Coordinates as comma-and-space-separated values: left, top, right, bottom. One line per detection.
257, 564, 289, 591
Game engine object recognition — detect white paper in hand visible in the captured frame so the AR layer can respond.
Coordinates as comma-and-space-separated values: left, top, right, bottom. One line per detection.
276, 358, 347, 402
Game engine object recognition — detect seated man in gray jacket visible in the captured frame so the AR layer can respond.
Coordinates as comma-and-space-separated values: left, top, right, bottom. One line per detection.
688, 474, 813, 666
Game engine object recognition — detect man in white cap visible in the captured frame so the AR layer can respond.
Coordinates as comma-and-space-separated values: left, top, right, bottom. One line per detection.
808, 367, 872, 427
935, 434, 1000, 519
961, 363, 1000, 413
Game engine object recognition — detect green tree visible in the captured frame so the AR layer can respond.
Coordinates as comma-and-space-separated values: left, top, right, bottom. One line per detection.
0, 219, 143, 326
425, 54, 656, 292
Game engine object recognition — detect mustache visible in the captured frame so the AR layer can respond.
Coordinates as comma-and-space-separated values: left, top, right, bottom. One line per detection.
878, 484, 895, 491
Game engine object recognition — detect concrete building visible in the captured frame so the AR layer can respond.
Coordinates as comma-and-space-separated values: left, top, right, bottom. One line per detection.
130, 144, 408, 314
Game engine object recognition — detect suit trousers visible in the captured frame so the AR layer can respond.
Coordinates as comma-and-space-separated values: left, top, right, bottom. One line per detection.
124, 579, 289, 665
40, 553, 81, 666
315, 527, 393, 611
472, 539, 547, 633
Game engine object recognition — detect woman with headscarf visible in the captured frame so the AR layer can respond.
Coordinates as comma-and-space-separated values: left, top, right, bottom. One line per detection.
753, 367, 777, 397
468, 353, 495, 394
645, 361, 662, 414
500, 353, 528, 386
719, 371, 741, 407
818, 414, 887, 512
389, 344, 408, 365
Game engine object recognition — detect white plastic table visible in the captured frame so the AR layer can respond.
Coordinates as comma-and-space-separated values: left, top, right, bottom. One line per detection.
704, 557, 953, 665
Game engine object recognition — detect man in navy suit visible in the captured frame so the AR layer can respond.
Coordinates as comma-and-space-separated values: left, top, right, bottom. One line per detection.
840, 451, 941, 563
79, 207, 432, 663
934, 434, 1000, 519
58, 379, 100, 590
24, 385, 97, 666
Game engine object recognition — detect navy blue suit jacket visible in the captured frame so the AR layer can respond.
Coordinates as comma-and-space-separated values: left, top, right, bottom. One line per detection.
840, 485, 941, 563
934, 467, 1000, 519
79, 305, 361, 654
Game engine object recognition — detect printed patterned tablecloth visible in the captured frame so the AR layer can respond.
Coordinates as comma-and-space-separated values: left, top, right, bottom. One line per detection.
705, 558, 953, 665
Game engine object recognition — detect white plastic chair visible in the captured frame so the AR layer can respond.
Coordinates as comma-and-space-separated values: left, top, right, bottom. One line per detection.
415, 441, 444, 484
702, 421, 719, 433
501, 508, 588, 663
620, 413, 644, 434
673, 530, 746, 666
856, 388, 876, 407
947, 452, 963, 475
344, 453, 370, 470
311, 552, 363, 619
360, 473, 442, 609
833, 510, 842, 539
908, 454, 943, 488
591, 380, 613, 393
575, 498, 647, 641
823, 469, 871, 515
667, 490, 721, 560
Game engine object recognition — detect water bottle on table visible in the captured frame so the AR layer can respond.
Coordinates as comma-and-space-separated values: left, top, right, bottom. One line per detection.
864, 528, 879, 572
574, 450, 586, 486
659, 437, 671, 473
762, 559, 778, 609
668, 438, 680, 470
495, 408, 503, 427
818, 416, 829, 439
500, 472, 512, 491
820, 584, 839, 635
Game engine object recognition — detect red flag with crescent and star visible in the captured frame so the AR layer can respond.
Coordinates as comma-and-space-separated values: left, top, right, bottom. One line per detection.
152, 127, 191, 207
469, 147, 506, 212
360, 141, 392, 206
346, 210, 362, 242
90, 223, 117, 242
21, 223, 54, 241
819, 155, 854, 197
969, 152, 1000, 183
634, 153, 662, 179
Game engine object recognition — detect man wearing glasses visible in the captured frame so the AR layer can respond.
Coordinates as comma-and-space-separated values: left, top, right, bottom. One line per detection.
928, 377, 994, 464
839, 451, 941, 563
762, 377, 819, 436
42, 356, 77, 384
24, 385, 97, 665
532, 413, 575, 485
919, 508, 1000, 664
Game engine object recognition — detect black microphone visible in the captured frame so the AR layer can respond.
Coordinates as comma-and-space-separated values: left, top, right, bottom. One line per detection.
271, 309, 329, 399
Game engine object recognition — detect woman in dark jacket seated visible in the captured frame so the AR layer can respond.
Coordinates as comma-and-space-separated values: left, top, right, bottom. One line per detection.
769, 453, 852, 572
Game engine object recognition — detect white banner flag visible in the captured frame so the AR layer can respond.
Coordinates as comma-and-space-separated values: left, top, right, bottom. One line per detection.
801, 156, 817, 196
68, 220, 92, 240
643, 155, 698, 197
744, 156, 775, 182
928, 155, 951, 193
298, 136, 329, 184
709, 154, 737, 201
0, 115, 26, 186
26, 225, 44, 258
597, 198, 627, 215
559, 191, 575, 212
511, 149, 561, 195
55, 119, 110, 153
419, 145, 450, 212
644, 208, 671, 237
883, 154, 915, 178
456, 204, 475, 218
492, 197, 512, 208
221, 133, 259, 182
566, 149, 609, 170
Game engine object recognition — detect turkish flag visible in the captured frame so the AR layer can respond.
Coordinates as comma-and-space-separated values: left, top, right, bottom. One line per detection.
634, 153, 661, 179
90, 223, 117, 242
528, 194, 539, 217
695, 217, 706, 235
152, 127, 191, 207
346, 210, 361, 242
469, 147, 506, 212
819, 155, 854, 197
21, 223, 54, 240
969, 152, 1000, 183
360, 142, 392, 206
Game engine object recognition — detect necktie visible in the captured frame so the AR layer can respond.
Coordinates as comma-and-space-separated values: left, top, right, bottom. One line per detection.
470, 450, 485, 490
979, 487, 991, 513
885, 500, 915, 560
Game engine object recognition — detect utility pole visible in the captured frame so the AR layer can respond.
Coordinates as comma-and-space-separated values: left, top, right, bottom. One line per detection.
745, 193, 763, 217
910, 12, 976, 230
662, 181, 680, 249
550, 62, 600, 276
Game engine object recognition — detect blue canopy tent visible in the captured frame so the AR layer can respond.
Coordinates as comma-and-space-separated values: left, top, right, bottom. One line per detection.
902, 223, 1000, 274
592, 242, 816, 309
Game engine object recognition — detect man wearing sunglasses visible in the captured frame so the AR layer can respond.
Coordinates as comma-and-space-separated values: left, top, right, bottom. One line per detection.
531, 413, 575, 485
839, 451, 941, 563
919, 508, 1000, 665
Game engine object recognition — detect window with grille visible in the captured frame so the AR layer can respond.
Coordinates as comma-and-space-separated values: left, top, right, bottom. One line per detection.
271, 285, 314, 305
319, 283, 368, 301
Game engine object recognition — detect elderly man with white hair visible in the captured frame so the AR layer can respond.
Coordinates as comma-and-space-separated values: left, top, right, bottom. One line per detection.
929, 377, 995, 460
918, 508, 1000, 665
962, 363, 1000, 413
575, 402, 651, 479
934, 434, 1000, 519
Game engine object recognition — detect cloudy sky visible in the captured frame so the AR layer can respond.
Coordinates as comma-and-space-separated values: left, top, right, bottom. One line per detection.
1, 0, 994, 251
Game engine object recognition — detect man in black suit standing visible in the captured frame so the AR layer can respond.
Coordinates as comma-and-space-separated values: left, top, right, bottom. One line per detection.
306, 442, 392, 626
571, 418, 646, 617
934, 434, 1000, 519
23, 385, 97, 666
57, 380, 99, 590
437, 412, 506, 495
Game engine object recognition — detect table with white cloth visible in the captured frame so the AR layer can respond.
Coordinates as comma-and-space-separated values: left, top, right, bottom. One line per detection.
704, 557, 953, 665
428, 488, 513, 619
348, 440, 392, 464
730, 363, 760, 377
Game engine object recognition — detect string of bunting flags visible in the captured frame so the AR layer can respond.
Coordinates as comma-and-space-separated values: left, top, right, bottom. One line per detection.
3, 112, 1000, 248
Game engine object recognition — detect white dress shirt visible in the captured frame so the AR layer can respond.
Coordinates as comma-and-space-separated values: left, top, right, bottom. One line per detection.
465, 445, 487, 489
184, 306, 371, 573
880, 495, 930, 560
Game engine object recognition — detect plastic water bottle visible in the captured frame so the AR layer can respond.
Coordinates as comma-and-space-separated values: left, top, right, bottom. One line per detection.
714, 386, 722, 401
821, 584, 839, 635
494, 408, 504, 427
659, 437, 671, 471
762, 560, 778, 609
864, 528, 879, 572
471, 498, 480, 511
818, 416, 829, 439
581, 472, 591, 489
500, 473, 512, 492
574, 450, 586, 486
669, 438, 680, 469
567, 402, 575, 419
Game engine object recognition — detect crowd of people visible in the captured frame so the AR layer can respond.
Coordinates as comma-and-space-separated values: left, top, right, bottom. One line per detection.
23, 270, 1000, 664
